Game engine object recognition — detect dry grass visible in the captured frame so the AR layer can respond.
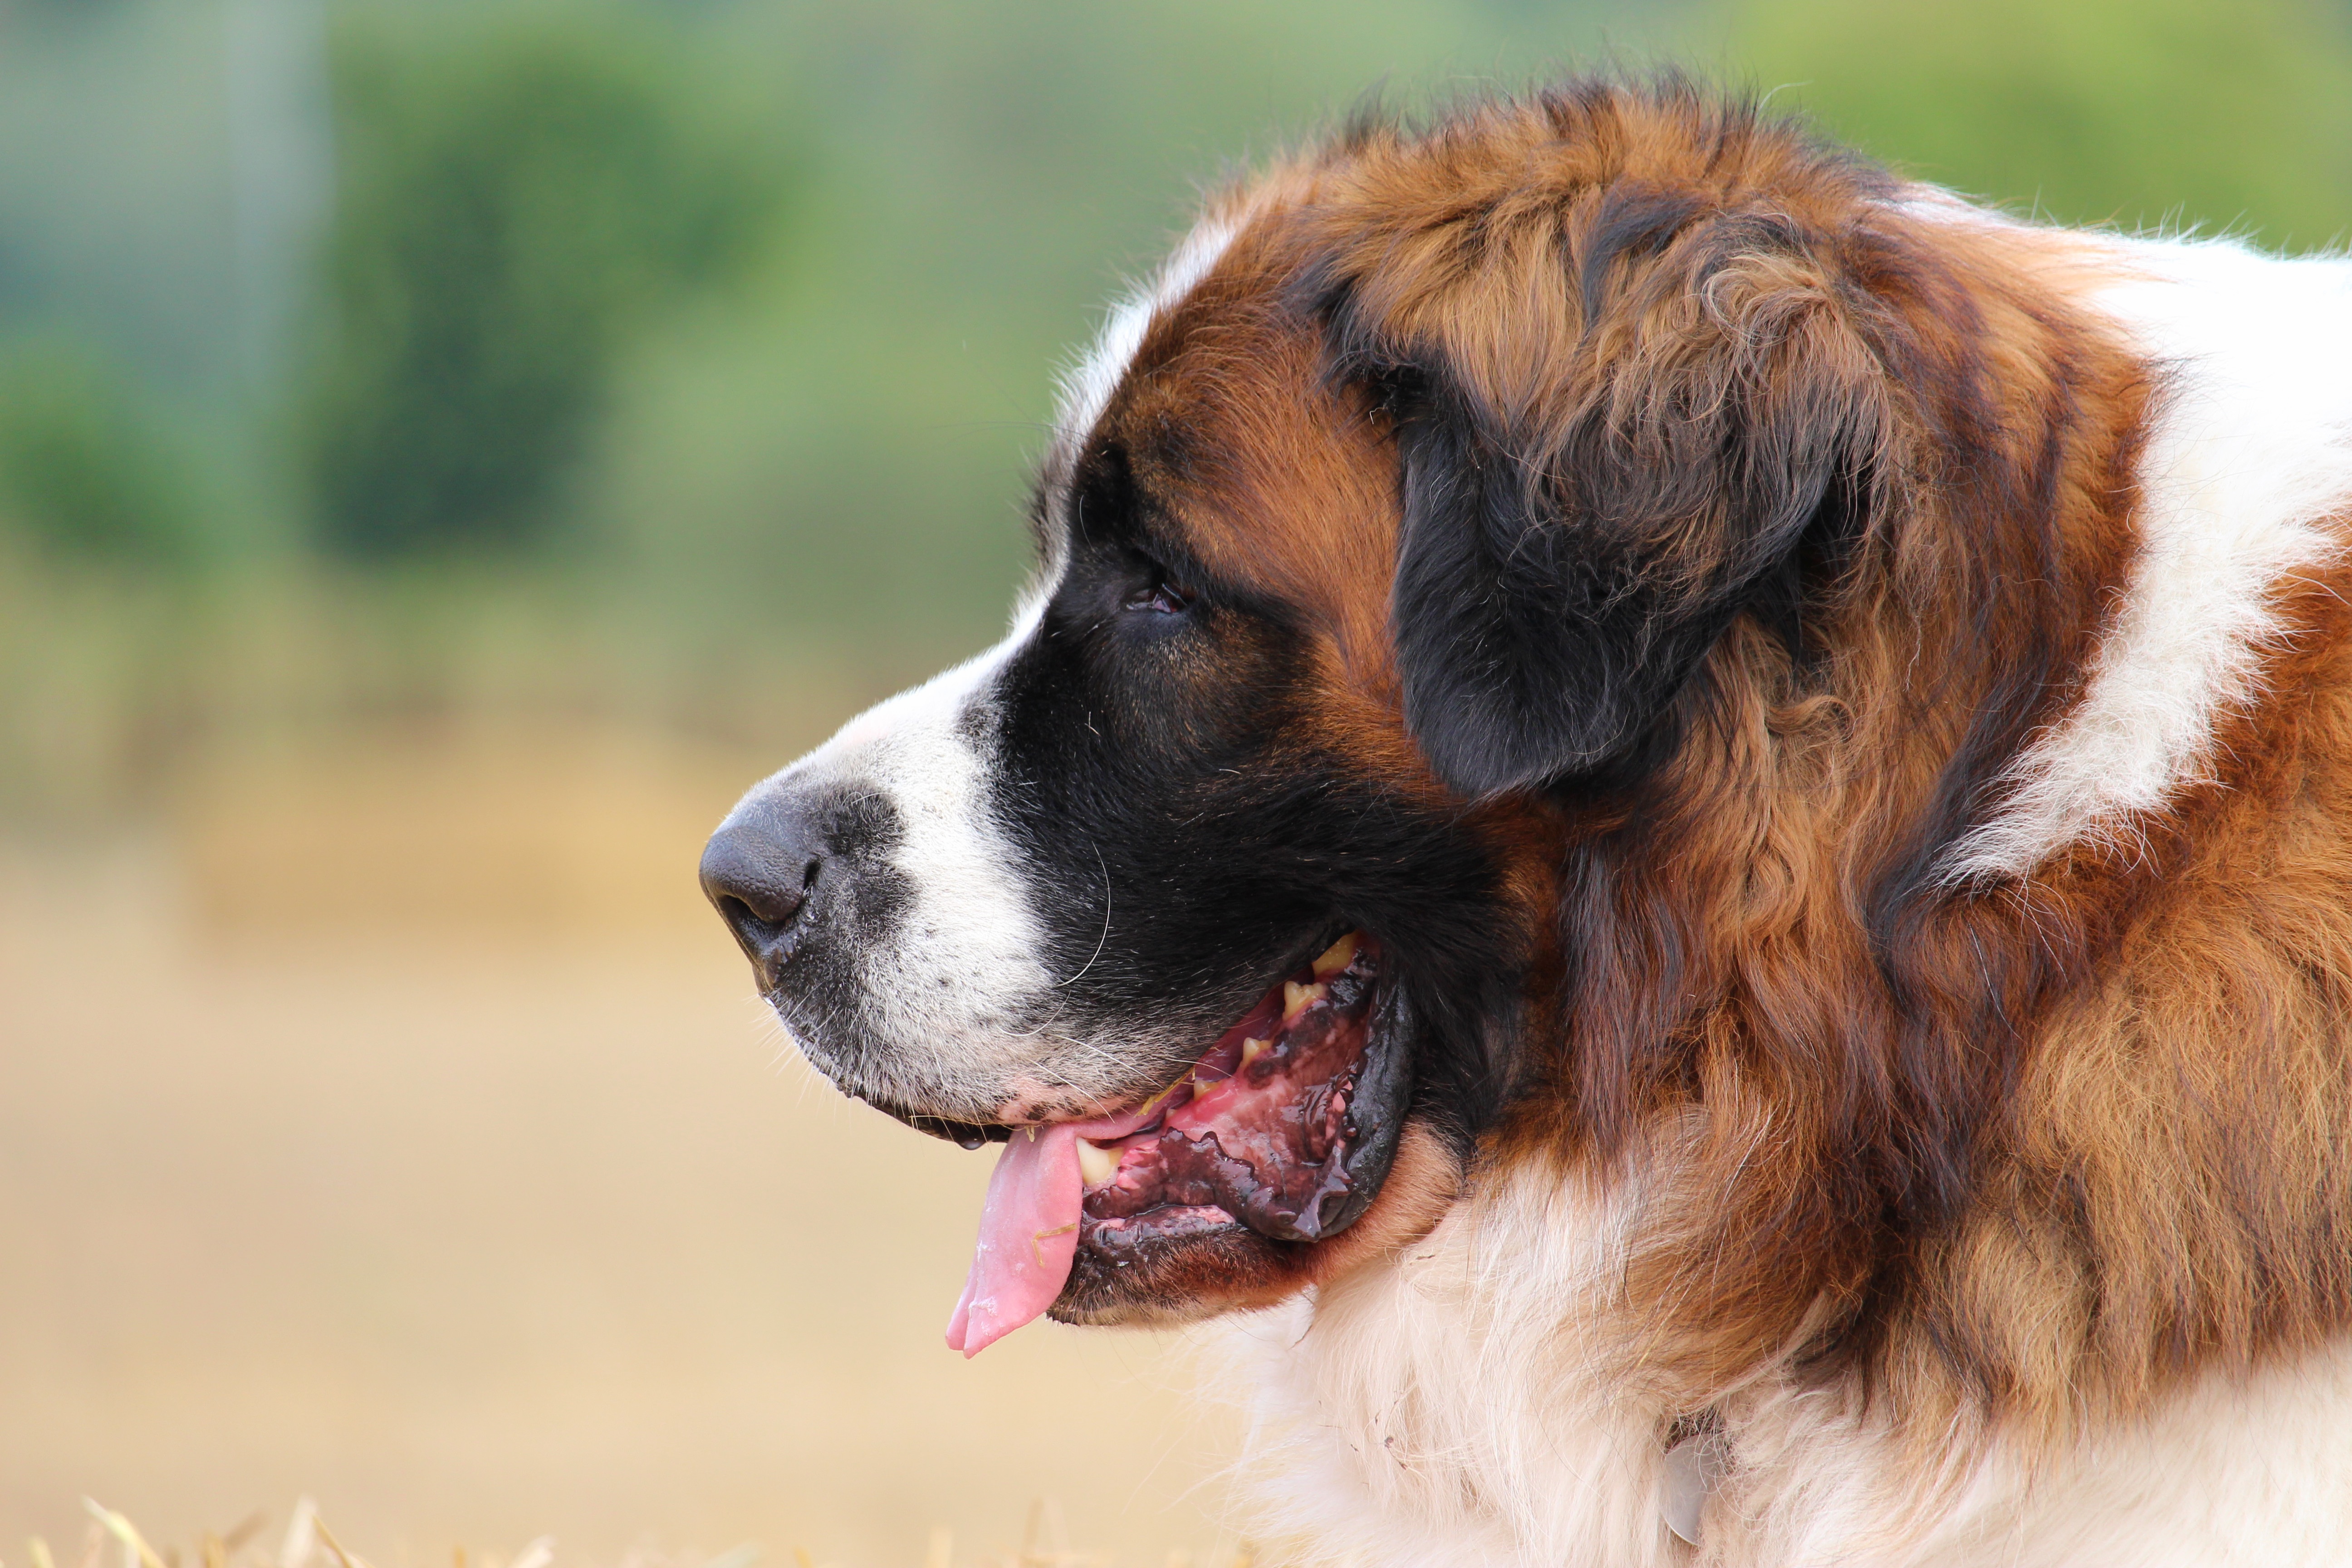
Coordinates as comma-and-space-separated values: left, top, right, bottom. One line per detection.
46, 1496, 1270, 1568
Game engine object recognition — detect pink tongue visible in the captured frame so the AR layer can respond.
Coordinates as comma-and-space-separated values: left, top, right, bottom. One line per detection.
944, 1123, 1084, 1357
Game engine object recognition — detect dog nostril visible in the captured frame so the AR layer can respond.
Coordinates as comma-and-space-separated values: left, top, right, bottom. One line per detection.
718, 862, 816, 930
711, 890, 808, 988
700, 804, 831, 988
716, 891, 794, 940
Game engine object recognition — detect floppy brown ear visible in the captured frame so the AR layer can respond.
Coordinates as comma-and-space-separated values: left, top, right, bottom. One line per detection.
1302, 183, 1892, 797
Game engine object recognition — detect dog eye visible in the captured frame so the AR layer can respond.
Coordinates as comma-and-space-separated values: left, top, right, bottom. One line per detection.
1120, 558, 1196, 616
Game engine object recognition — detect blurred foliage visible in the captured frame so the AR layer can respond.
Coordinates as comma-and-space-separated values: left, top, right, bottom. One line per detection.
0, 341, 201, 567
1736, 0, 2352, 247
299, 12, 787, 559
0, 0, 2345, 814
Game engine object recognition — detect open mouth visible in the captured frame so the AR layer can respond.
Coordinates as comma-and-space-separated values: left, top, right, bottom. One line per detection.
945, 931, 1411, 1355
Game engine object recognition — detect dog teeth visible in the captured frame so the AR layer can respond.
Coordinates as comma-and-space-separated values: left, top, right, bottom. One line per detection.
1077, 1137, 1120, 1187
1284, 981, 1328, 1018
1311, 932, 1360, 978
1240, 1036, 1270, 1068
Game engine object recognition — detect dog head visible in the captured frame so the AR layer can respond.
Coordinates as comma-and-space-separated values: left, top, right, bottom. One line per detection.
700, 81, 2037, 1352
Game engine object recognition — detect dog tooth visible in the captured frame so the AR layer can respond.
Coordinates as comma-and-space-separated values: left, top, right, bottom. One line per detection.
1241, 1037, 1270, 1068
1077, 1137, 1120, 1187
1284, 981, 1328, 1018
1311, 932, 1360, 978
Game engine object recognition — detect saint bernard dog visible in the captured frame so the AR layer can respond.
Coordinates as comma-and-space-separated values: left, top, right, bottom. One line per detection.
701, 80, 2352, 1566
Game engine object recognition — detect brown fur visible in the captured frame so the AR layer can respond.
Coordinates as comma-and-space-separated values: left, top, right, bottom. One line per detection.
1078, 78, 2352, 1453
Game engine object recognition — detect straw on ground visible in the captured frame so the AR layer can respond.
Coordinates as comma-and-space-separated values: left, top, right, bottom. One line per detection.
28, 1499, 1264, 1568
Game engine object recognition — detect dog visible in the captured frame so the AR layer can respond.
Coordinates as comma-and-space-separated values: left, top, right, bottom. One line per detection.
700, 79, 2352, 1565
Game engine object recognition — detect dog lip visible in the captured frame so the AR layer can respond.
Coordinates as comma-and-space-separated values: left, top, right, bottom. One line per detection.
872, 931, 1396, 1174
896, 928, 1368, 1151
884, 1107, 1013, 1149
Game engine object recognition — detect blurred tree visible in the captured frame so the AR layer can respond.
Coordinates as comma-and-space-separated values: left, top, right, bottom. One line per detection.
1733, 0, 2352, 248
0, 340, 199, 567
299, 15, 784, 559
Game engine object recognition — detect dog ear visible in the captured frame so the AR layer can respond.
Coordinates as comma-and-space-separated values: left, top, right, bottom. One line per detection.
1308, 191, 1890, 797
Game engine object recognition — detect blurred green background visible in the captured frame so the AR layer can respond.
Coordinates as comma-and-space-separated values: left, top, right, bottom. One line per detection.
2, 0, 2347, 816
2, 2, 2349, 1563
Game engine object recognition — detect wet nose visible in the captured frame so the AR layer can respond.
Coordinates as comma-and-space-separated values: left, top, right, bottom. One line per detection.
699, 795, 827, 989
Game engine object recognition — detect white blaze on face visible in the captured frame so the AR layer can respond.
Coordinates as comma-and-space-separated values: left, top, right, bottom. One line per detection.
1054, 211, 1243, 455
734, 203, 1255, 1117
739, 605, 1058, 1093
1944, 230, 2352, 880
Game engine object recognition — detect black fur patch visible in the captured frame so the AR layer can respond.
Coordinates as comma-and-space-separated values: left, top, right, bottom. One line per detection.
977, 448, 1525, 1159
1300, 214, 1889, 799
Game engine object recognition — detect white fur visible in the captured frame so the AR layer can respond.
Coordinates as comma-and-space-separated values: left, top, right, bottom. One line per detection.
1227, 1166, 1683, 1568
1945, 232, 2352, 880
734, 205, 1251, 1117
736, 605, 1063, 1108
1229, 1164, 2352, 1567
1729, 1342, 2352, 1567
1052, 209, 1244, 451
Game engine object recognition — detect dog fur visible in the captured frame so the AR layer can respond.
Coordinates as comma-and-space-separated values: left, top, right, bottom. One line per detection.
707, 78, 2352, 1563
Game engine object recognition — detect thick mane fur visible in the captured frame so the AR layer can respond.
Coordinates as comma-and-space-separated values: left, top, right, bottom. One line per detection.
1189, 78, 2352, 1554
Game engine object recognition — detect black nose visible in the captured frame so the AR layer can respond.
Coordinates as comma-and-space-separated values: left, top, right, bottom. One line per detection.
700, 796, 827, 990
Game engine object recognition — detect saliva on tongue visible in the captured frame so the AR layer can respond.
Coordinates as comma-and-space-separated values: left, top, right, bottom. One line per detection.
945, 932, 1367, 1356
945, 1120, 1085, 1356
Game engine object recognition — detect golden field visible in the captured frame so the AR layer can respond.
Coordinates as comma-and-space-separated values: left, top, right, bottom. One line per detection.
0, 722, 1250, 1568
